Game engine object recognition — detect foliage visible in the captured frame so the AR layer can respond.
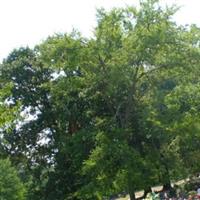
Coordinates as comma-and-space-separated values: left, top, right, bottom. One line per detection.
1, 0, 200, 200
0, 159, 26, 200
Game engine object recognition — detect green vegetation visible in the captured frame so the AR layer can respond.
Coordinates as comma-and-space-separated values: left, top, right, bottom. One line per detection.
1, 0, 200, 199
0, 159, 26, 200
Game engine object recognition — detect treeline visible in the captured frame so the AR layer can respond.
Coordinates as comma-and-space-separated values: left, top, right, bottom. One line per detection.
1, 0, 200, 199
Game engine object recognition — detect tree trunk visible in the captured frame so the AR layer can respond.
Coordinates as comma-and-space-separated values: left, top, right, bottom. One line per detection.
163, 182, 172, 191
129, 190, 136, 200
160, 153, 172, 191
128, 180, 136, 200
144, 186, 152, 197
162, 163, 172, 191
137, 186, 152, 199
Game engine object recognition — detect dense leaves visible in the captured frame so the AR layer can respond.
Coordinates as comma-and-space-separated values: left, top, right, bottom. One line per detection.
0, 159, 26, 200
1, 1, 200, 200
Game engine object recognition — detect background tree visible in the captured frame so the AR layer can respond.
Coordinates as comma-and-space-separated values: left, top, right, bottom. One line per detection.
0, 159, 26, 200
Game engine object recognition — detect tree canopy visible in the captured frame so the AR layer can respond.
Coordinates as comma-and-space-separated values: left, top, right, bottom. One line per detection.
1, 0, 200, 199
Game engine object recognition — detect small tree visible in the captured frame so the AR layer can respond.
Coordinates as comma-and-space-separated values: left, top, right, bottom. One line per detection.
0, 159, 26, 200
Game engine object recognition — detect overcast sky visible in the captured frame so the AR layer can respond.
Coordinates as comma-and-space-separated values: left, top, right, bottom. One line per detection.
0, 0, 200, 62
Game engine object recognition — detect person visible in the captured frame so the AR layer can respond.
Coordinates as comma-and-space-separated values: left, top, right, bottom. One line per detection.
188, 194, 193, 200
197, 187, 200, 198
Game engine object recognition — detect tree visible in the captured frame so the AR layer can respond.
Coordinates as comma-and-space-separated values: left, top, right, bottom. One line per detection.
0, 159, 26, 200
1, 1, 200, 200
78, 1, 200, 199
0, 47, 53, 199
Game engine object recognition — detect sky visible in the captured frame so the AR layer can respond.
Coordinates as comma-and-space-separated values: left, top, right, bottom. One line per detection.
0, 0, 200, 62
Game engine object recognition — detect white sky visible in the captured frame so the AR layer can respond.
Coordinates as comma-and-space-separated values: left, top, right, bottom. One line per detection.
0, 0, 200, 62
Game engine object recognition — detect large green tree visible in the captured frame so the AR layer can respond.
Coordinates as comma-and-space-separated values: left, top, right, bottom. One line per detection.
1, 1, 200, 200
